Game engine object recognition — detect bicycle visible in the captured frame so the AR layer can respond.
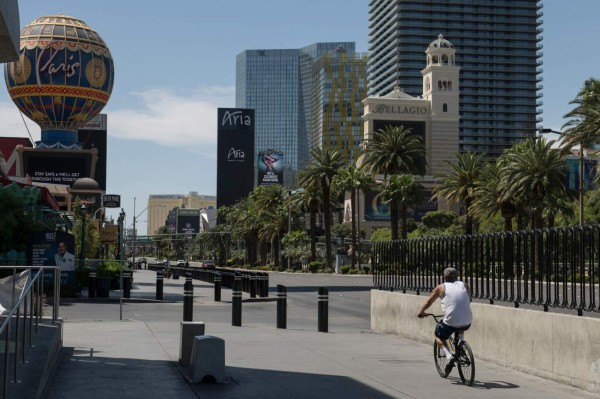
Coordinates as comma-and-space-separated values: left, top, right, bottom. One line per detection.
421, 313, 475, 386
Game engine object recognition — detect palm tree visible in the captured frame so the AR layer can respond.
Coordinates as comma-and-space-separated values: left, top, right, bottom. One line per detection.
432, 152, 484, 235
298, 147, 346, 269
561, 78, 600, 225
251, 185, 288, 268
362, 125, 426, 240
332, 165, 374, 267
502, 138, 567, 229
380, 174, 424, 239
290, 176, 322, 262
473, 159, 518, 232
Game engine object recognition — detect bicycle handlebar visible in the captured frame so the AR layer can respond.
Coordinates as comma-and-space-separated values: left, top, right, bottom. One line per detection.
419, 313, 444, 323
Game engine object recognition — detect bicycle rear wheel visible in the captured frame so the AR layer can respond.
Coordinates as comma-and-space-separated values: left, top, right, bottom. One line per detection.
456, 341, 475, 386
433, 342, 450, 378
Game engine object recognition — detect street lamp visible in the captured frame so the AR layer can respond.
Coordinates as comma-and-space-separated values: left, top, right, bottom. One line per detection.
79, 204, 87, 265
117, 209, 125, 260
539, 128, 585, 226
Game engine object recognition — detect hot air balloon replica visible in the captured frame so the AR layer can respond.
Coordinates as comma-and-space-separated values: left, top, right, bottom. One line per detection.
2, 15, 113, 202
5, 14, 114, 149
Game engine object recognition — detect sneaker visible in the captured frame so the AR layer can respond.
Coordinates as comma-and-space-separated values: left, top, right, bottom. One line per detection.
445, 360, 454, 374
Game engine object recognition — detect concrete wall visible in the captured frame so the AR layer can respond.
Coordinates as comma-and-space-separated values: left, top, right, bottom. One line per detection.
371, 289, 600, 394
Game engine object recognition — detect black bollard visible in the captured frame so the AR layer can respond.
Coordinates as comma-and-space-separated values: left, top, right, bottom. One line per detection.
183, 273, 193, 321
156, 270, 164, 300
318, 287, 328, 333
277, 284, 287, 329
214, 272, 222, 302
123, 271, 131, 299
250, 273, 257, 298
232, 275, 242, 326
88, 270, 96, 299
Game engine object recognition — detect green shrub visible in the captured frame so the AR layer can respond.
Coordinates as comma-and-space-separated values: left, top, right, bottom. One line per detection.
323, 267, 334, 274
361, 266, 370, 274
348, 268, 360, 275
340, 265, 351, 274
307, 261, 323, 273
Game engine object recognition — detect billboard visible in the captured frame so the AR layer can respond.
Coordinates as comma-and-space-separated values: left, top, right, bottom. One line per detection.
217, 108, 255, 209
27, 230, 77, 288
21, 149, 95, 185
78, 114, 108, 190
373, 120, 426, 145
176, 209, 201, 237
257, 150, 284, 186
364, 189, 437, 223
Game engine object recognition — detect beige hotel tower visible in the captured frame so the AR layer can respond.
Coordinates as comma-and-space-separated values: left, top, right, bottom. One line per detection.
355, 35, 459, 235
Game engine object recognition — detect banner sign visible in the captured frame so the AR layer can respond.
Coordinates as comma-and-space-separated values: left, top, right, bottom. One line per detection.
565, 158, 597, 191
103, 194, 121, 208
217, 108, 255, 209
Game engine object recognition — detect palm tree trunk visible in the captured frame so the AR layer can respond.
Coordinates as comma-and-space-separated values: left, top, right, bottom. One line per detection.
322, 183, 333, 269
309, 207, 317, 262
350, 187, 357, 268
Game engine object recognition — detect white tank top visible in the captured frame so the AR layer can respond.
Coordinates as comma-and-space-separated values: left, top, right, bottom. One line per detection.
441, 281, 472, 327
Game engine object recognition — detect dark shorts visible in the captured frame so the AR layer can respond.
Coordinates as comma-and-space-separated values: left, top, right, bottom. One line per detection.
435, 321, 471, 340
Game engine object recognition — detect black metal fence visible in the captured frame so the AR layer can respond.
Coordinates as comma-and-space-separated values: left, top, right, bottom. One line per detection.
372, 225, 600, 315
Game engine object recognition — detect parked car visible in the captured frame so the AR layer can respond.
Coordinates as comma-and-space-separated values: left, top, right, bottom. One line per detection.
176, 259, 186, 267
201, 260, 215, 270
156, 259, 167, 266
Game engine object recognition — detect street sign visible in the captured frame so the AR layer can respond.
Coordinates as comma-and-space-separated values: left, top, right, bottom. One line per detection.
103, 194, 121, 208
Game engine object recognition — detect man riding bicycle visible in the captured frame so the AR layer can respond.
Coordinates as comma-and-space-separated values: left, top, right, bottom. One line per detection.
417, 267, 472, 373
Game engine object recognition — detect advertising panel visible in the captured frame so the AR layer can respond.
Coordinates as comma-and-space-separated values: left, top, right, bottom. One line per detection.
22, 150, 93, 185
27, 230, 76, 289
217, 108, 255, 209
78, 114, 108, 190
257, 150, 284, 186
373, 120, 426, 144
176, 209, 201, 237
364, 189, 436, 223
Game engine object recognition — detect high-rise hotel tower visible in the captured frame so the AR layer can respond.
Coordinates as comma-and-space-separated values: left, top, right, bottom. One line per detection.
368, 0, 543, 157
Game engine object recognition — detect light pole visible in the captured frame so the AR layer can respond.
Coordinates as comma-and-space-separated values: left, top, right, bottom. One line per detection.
79, 204, 87, 265
540, 128, 585, 226
117, 209, 125, 260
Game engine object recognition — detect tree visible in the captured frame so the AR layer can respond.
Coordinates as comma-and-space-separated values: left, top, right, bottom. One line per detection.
432, 152, 484, 235
502, 138, 567, 229
362, 125, 426, 240
294, 171, 323, 262
332, 165, 374, 267
0, 185, 36, 255
252, 185, 288, 268
72, 199, 100, 262
472, 159, 518, 232
380, 174, 424, 239
298, 147, 346, 270
561, 78, 600, 225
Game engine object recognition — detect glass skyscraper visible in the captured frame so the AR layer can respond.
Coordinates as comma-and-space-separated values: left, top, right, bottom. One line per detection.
368, 0, 543, 157
236, 42, 357, 186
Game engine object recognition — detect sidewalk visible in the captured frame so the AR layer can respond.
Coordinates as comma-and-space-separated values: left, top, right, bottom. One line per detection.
42, 270, 599, 399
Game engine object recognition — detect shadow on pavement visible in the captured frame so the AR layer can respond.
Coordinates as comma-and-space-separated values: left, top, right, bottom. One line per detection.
190, 365, 398, 399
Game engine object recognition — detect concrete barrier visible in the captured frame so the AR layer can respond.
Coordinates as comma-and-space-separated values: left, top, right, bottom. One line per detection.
189, 335, 225, 383
179, 321, 205, 366
371, 289, 600, 394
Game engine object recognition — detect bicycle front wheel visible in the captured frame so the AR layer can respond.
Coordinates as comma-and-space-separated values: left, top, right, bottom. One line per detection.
433, 342, 450, 378
456, 341, 475, 386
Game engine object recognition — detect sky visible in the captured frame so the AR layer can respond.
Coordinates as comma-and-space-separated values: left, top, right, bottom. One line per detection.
0, 0, 598, 234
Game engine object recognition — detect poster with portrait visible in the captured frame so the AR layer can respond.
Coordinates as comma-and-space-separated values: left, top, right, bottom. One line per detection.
27, 230, 76, 291
257, 150, 284, 186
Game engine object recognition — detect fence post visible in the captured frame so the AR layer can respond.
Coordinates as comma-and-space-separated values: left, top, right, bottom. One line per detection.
318, 287, 328, 333
88, 270, 96, 299
214, 272, 221, 302
232, 274, 242, 326
123, 271, 131, 299
250, 273, 257, 298
183, 273, 193, 321
277, 285, 287, 329
156, 270, 164, 300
